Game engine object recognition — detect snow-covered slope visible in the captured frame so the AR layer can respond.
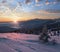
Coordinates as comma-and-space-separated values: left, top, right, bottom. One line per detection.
0, 33, 60, 52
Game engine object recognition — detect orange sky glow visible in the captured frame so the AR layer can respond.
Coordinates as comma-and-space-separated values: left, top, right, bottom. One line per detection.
0, 0, 60, 22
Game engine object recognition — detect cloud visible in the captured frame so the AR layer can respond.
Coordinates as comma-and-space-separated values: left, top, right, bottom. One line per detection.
32, 10, 60, 19
0, 0, 17, 10
2, 0, 7, 3
35, 3, 43, 6
45, 0, 53, 5
25, 0, 32, 5
36, 10, 50, 14
45, 9, 60, 13
0, 5, 14, 17
36, 9, 60, 14
45, 0, 60, 5
35, 0, 42, 3
18, 2, 22, 6
45, 1, 50, 5
56, 0, 60, 2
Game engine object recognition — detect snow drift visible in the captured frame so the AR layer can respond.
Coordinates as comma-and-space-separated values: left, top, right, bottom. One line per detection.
0, 33, 60, 52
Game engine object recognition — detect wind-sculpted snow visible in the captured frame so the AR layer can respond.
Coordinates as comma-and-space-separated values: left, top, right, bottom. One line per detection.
0, 33, 60, 52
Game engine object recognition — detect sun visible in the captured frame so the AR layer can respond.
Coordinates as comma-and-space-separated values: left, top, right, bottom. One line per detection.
13, 20, 18, 24
12, 17, 18, 24
11, 20, 19, 28
14, 20, 17, 23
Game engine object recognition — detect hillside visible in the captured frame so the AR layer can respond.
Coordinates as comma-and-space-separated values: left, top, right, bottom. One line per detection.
0, 33, 60, 52
0, 19, 60, 33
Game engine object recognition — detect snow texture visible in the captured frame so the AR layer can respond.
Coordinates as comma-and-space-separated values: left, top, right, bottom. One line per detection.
0, 33, 60, 52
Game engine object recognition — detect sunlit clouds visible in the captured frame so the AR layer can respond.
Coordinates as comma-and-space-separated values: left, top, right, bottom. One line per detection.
0, 0, 60, 22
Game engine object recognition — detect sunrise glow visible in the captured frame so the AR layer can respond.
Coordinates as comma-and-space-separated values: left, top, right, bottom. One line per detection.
13, 20, 18, 24
0, 0, 60, 22
14, 20, 17, 23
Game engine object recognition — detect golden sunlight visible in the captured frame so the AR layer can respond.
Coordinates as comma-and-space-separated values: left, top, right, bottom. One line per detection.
13, 20, 18, 24
12, 17, 18, 23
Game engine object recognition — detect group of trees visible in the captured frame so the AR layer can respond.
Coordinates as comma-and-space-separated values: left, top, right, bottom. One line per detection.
39, 25, 60, 44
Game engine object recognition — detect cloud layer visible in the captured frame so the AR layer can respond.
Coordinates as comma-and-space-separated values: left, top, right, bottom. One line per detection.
0, 0, 60, 20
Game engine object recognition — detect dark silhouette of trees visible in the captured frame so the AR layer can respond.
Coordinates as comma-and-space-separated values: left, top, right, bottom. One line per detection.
39, 25, 50, 43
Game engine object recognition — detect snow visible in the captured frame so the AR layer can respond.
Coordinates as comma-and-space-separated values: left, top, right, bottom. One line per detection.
0, 33, 60, 52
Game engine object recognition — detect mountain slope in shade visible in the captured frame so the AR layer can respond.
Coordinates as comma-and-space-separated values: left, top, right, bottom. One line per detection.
0, 19, 60, 33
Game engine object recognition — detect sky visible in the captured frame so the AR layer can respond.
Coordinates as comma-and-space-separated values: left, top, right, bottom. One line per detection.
0, 0, 60, 22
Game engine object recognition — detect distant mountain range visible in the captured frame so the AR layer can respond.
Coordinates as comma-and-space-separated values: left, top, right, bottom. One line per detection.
19, 19, 59, 29
0, 18, 60, 33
